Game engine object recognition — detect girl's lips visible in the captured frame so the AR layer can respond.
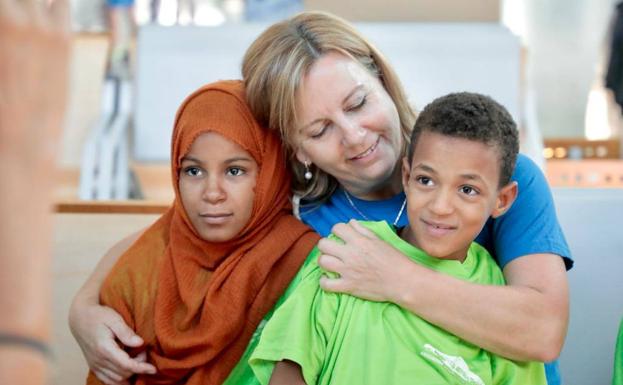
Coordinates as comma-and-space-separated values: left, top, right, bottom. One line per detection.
349, 137, 380, 161
199, 213, 232, 225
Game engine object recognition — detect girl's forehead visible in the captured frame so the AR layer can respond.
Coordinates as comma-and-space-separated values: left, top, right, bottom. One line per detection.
183, 132, 257, 162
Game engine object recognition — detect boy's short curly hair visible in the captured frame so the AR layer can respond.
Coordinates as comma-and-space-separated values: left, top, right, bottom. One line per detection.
407, 92, 519, 187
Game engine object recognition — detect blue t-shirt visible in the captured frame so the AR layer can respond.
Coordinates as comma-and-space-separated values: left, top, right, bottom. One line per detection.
107, 0, 134, 7
299, 154, 572, 385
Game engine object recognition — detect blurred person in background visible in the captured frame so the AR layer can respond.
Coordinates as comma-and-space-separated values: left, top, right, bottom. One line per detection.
0, 0, 70, 384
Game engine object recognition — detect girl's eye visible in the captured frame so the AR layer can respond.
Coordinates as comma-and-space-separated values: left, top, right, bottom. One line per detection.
460, 185, 479, 196
227, 167, 245, 176
415, 176, 434, 186
184, 166, 202, 177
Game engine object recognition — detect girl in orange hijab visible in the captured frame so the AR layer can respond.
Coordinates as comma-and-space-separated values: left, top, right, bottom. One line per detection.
86, 80, 319, 385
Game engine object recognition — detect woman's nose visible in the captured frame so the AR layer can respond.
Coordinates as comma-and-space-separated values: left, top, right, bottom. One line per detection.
339, 117, 366, 147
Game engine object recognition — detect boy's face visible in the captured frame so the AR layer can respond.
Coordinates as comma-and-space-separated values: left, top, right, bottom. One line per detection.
401, 131, 517, 261
179, 132, 258, 243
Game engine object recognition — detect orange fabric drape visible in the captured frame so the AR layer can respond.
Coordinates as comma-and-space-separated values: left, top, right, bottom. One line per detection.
87, 80, 319, 385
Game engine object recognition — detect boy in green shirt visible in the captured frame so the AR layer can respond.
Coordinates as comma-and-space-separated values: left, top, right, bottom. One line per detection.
249, 92, 548, 385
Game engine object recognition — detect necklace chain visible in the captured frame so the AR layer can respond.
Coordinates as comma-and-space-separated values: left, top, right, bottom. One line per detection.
343, 190, 407, 226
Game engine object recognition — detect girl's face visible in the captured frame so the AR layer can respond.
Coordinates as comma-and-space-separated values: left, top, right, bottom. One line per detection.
179, 132, 258, 243
293, 52, 403, 200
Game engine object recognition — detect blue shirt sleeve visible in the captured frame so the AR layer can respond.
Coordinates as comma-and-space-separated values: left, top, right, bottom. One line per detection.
474, 154, 572, 269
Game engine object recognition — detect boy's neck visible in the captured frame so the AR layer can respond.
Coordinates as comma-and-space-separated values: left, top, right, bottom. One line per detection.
398, 225, 468, 263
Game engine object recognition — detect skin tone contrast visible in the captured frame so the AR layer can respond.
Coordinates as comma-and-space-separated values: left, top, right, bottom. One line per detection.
69, 45, 569, 384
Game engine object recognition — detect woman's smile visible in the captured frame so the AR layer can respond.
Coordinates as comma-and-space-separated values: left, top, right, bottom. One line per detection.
348, 137, 380, 162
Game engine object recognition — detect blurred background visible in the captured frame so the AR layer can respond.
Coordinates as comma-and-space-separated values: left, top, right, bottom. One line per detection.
51, 1, 623, 384
57, 0, 623, 203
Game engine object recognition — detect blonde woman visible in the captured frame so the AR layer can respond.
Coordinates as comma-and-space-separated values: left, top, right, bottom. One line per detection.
69, 11, 572, 385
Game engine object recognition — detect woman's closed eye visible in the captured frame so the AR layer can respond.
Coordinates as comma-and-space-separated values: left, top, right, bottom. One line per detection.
310, 122, 331, 139
347, 95, 367, 112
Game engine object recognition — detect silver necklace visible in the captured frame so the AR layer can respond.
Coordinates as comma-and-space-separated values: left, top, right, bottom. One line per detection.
343, 189, 407, 226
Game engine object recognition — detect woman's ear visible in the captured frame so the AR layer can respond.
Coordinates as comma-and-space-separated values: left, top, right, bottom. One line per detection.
295, 148, 310, 165
491, 181, 518, 218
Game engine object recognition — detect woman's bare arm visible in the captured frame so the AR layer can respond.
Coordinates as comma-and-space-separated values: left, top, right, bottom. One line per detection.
318, 220, 569, 362
68, 230, 156, 385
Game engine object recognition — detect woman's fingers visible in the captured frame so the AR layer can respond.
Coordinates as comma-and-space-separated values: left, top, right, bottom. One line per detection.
319, 274, 349, 293
329, 220, 378, 245
317, 253, 344, 275
348, 219, 379, 238
106, 315, 143, 348
93, 367, 126, 385
99, 339, 156, 376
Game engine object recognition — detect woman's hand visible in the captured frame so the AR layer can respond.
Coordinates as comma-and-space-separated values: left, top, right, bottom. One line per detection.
317, 220, 568, 362
317, 220, 414, 303
69, 299, 156, 385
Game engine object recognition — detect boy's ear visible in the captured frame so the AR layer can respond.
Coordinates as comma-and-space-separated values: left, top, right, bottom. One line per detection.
491, 181, 518, 218
401, 157, 411, 191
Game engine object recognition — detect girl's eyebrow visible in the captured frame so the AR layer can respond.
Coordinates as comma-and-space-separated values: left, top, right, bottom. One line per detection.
181, 155, 201, 164
180, 156, 254, 164
223, 157, 254, 164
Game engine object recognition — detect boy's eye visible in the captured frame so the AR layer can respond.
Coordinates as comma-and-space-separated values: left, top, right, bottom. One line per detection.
415, 176, 433, 186
227, 167, 245, 176
460, 185, 479, 196
184, 166, 202, 177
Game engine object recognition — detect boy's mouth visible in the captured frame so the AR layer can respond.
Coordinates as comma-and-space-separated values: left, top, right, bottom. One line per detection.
421, 219, 456, 236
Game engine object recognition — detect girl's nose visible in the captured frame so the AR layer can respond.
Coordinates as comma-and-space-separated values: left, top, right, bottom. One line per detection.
202, 177, 226, 203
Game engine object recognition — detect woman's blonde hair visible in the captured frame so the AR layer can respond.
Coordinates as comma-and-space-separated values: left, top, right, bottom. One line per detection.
242, 11, 415, 202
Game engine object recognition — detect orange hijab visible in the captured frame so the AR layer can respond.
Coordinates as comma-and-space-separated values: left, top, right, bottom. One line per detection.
90, 80, 319, 385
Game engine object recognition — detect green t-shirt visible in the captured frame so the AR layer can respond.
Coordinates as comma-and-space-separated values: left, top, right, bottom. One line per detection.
222, 248, 320, 385
249, 221, 547, 385
614, 317, 623, 385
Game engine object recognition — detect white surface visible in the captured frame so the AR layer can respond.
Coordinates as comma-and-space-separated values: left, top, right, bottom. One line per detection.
553, 188, 623, 385
133, 22, 521, 161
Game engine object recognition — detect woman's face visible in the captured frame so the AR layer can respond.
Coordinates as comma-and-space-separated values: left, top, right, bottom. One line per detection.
179, 132, 258, 243
294, 52, 403, 200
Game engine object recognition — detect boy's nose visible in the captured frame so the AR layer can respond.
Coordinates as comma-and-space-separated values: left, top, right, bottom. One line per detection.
428, 190, 455, 216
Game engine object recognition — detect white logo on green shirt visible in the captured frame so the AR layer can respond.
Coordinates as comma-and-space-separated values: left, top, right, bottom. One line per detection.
420, 344, 485, 385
